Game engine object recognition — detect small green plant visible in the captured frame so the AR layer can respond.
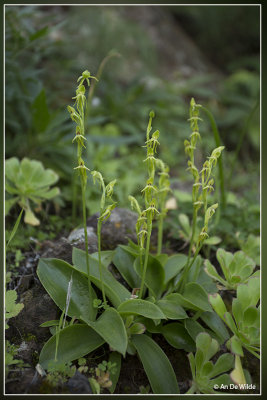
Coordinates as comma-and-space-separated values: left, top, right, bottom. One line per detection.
5, 157, 60, 226
5, 290, 24, 329
205, 248, 258, 290
36, 82, 259, 395
156, 159, 171, 255
45, 361, 76, 387
209, 276, 260, 383
187, 332, 234, 394
178, 98, 224, 292
67, 70, 98, 319
89, 360, 117, 393
91, 170, 117, 306
128, 111, 160, 299
5, 340, 26, 375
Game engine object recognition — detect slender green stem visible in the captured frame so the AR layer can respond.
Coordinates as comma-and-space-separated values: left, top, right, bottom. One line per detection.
200, 105, 226, 209
81, 177, 94, 318
97, 218, 106, 304
72, 172, 78, 223
177, 208, 198, 292
157, 213, 164, 255
178, 242, 203, 293
139, 215, 152, 299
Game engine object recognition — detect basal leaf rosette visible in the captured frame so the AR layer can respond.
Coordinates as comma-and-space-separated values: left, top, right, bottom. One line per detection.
5, 157, 60, 225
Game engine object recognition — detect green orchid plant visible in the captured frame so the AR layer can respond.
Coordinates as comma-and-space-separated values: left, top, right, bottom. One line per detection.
35, 72, 259, 394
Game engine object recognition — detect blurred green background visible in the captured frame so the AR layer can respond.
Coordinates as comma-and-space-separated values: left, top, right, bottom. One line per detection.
5, 5, 260, 249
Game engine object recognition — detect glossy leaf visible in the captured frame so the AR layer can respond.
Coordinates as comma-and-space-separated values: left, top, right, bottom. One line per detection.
39, 324, 105, 369
134, 255, 164, 298
83, 307, 127, 356
208, 293, 227, 319
37, 258, 97, 321
161, 322, 195, 352
112, 246, 140, 288
210, 353, 234, 378
132, 334, 180, 394
156, 298, 187, 320
118, 299, 165, 320
200, 311, 230, 343
174, 283, 213, 312
164, 254, 187, 284
184, 318, 206, 341
72, 247, 131, 307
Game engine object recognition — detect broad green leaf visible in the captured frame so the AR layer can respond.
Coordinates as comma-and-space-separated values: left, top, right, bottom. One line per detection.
37, 258, 97, 321
181, 283, 213, 312
108, 352, 121, 394
164, 254, 187, 284
5, 157, 20, 182
216, 248, 233, 282
118, 299, 165, 320
132, 334, 179, 394
184, 318, 205, 341
204, 260, 227, 286
232, 298, 243, 327
136, 317, 162, 333
202, 361, 213, 376
112, 246, 140, 288
83, 308, 127, 356
209, 353, 234, 378
200, 311, 230, 343
178, 213, 191, 236
229, 251, 255, 278
196, 333, 212, 358
156, 298, 187, 320
204, 236, 221, 245
243, 306, 258, 326
195, 347, 205, 371
155, 253, 169, 266
134, 255, 164, 299
228, 336, 244, 357
161, 322, 195, 352
39, 324, 104, 369
37, 187, 60, 200
208, 293, 227, 319
224, 312, 238, 335
72, 247, 131, 307
91, 250, 114, 268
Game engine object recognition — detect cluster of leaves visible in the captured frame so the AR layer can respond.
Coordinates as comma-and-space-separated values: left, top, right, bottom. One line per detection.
35, 89, 260, 394
5, 157, 60, 226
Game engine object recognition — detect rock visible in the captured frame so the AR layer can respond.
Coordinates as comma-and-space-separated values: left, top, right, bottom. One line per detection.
40, 234, 98, 265
66, 371, 92, 394
87, 208, 138, 250
68, 227, 97, 247
6, 284, 58, 364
